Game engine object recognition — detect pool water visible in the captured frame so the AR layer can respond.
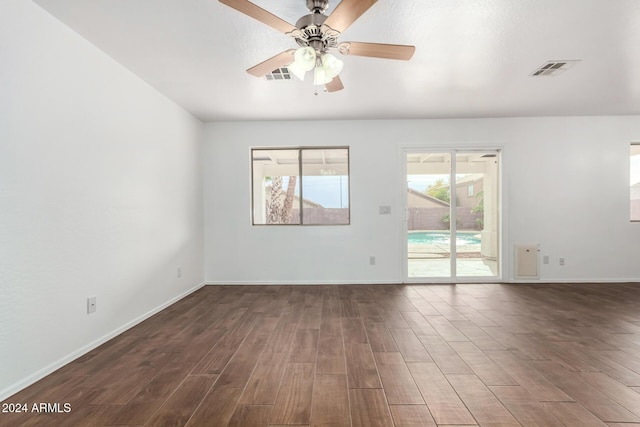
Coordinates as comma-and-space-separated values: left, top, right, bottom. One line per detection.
409, 231, 481, 245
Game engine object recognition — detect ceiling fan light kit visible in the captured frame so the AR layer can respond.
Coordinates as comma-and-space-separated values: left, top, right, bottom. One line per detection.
286, 45, 342, 85
313, 64, 330, 86
219, 0, 415, 92
321, 53, 344, 79
288, 59, 308, 81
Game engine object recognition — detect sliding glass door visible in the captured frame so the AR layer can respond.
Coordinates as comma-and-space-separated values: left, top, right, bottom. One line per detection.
405, 150, 500, 281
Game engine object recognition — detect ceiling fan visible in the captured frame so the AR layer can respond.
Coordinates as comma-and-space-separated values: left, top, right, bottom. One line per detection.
219, 0, 415, 92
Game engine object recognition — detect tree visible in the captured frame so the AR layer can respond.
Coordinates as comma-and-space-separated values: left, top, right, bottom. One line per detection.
471, 190, 484, 229
266, 176, 297, 224
282, 176, 297, 221
425, 179, 450, 203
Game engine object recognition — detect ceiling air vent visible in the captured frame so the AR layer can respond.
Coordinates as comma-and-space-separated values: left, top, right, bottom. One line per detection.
265, 67, 292, 81
530, 60, 580, 77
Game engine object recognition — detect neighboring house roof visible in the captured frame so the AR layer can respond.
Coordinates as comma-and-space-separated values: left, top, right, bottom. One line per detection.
294, 195, 323, 208
453, 174, 484, 186
407, 188, 450, 207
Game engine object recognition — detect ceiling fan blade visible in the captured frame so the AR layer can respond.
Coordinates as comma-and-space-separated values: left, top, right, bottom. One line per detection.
219, 0, 297, 34
326, 76, 344, 92
246, 50, 296, 77
338, 41, 415, 60
323, 0, 378, 33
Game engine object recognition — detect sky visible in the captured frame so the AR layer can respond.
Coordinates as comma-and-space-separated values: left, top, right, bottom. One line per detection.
407, 174, 449, 192
281, 176, 349, 208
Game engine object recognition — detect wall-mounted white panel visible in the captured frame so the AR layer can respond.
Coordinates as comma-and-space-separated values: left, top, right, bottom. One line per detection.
514, 245, 539, 279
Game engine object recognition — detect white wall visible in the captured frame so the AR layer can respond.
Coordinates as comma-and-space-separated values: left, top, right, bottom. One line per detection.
0, 1, 204, 399
204, 117, 640, 284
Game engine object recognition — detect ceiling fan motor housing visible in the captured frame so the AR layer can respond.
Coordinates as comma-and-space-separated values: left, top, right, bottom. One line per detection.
294, 9, 339, 52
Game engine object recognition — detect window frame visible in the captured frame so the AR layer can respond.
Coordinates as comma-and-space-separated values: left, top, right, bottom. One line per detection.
250, 146, 351, 226
631, 143, 640, 222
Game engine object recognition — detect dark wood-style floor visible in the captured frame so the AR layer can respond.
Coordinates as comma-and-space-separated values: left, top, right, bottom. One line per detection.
3, 283, 640, 426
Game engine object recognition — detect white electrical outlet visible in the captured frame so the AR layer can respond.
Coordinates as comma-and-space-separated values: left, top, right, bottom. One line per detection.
87, 297, 97, 314
177, 266, 182, 278
543, 255, 549, 265
559, 257, 565, 266
379, 206, 391, 215
369, 256, 376, 265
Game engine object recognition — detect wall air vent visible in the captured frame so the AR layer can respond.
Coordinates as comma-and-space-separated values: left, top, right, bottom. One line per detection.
530, 60, 580, 77
265, 67, 292, 81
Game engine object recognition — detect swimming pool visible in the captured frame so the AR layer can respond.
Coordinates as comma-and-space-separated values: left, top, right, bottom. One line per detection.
408, 231, 481, 245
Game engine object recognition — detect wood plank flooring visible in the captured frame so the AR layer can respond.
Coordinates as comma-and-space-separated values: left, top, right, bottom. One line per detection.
3, 283, 640, 426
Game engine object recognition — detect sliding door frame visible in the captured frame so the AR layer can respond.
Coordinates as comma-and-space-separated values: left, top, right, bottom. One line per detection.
401, 146, 504, 283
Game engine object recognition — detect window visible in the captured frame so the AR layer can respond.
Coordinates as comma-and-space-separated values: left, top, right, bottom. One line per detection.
467, 184, 474, 197
251, 147, 350, 225
631, 143, 640, 221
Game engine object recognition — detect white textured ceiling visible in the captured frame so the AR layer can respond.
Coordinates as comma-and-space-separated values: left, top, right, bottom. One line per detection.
33, 0, 640, 121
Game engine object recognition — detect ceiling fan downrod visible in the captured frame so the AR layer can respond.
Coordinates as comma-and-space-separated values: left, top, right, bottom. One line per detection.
306, 0, 329, 14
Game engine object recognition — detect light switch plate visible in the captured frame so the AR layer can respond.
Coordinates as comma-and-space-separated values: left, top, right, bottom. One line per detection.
379, 206, 391, 214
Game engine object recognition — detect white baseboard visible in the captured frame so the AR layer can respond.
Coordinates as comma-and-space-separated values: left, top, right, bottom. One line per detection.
205, 279, 401, 286
506, 278, 640, 284
0, 281, 206, 402
206, 279, 640, 286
